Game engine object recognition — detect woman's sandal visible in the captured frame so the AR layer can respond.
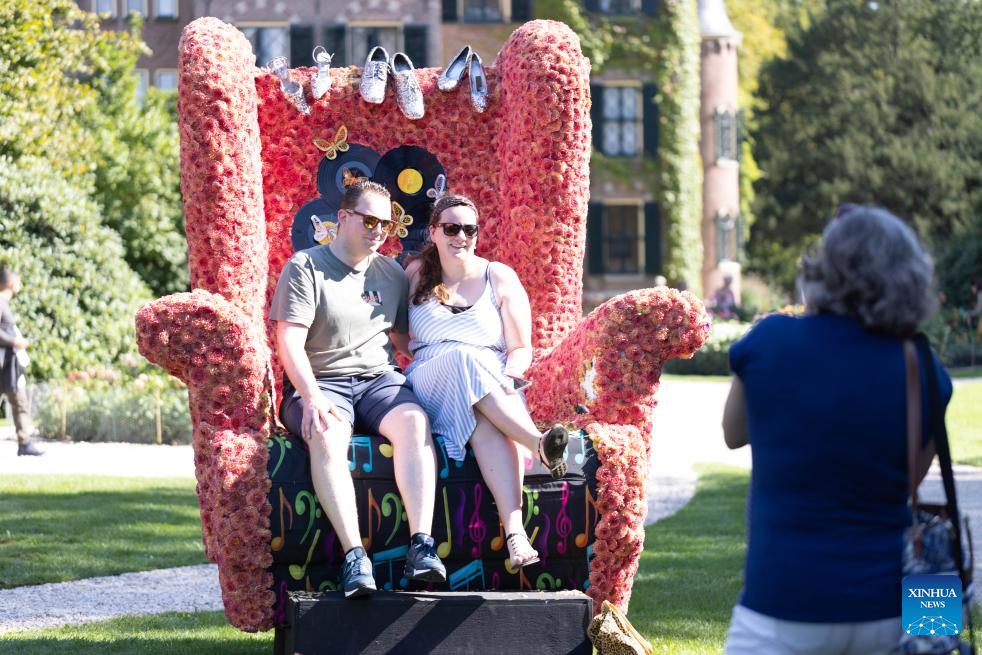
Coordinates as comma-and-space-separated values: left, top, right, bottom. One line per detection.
538, 424, 569, 480
505, 532, 540, 568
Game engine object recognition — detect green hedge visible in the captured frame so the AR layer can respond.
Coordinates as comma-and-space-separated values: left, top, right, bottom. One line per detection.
665, 320, 751, 375
33, 368, 191, 445
0, 156, 151, 382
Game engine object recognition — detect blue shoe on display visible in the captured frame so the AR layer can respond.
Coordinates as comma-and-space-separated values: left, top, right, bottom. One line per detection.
403, 533, 447, 583
340, 546, 376, 599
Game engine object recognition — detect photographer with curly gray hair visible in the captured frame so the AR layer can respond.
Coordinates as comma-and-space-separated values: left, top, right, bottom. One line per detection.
721, 206, 953, 655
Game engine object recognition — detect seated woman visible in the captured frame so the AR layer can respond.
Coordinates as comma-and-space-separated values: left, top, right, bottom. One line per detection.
404, 194, 568, 569
721, 205, 953, 655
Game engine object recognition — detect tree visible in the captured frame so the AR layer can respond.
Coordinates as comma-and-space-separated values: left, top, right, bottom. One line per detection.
0, 156, 151, 381
0, 1, 187, 297
0, 0, 142, 178
750, 0, 982, 288
88, 86, 188, 297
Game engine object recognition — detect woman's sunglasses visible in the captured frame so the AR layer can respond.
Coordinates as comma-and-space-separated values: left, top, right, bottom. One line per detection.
437, 222, 480, 238
346, 210, 398, 235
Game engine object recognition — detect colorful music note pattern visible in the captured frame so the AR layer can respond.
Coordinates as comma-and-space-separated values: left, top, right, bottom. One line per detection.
449, 560, 486, 591
468, 483, 487, 558
372, 545, 410, 590
348, 435, 374, 473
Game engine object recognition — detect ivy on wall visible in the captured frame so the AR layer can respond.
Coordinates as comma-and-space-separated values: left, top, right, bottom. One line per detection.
535, 0, 704, 292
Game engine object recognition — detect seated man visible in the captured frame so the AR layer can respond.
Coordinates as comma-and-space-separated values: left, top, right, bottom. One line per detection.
271, 180, 445, 598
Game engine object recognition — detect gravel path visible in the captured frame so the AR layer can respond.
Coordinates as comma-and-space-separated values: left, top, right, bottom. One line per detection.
0, 565, 223, 634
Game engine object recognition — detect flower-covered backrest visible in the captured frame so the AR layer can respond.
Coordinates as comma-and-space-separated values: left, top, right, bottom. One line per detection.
177, 18, 591, 370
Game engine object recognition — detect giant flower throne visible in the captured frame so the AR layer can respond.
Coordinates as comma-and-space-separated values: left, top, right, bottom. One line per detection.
135, 17, 710, 632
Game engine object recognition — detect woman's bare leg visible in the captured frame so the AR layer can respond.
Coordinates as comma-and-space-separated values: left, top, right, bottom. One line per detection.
468, 413, 537, 566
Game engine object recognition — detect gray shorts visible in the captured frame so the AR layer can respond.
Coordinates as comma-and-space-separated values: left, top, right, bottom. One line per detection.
280, 370, 420, 436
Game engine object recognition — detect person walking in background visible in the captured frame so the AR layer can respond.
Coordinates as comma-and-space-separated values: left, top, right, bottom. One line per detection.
0, 267, 43, 456
721, 206, 952, 654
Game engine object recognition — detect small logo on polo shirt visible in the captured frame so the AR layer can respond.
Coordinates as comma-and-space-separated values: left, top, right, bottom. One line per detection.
903, 575, 962, 636
361, 290, 382, 306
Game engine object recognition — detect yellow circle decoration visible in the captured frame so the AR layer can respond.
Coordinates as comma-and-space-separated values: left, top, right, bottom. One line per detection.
397, 168, 424, 194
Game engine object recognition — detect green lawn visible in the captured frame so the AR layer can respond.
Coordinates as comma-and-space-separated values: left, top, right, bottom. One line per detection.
950, 367, 982, 379
0, 612, 271, 655
630, 465, 747, 653
0, 476, 206, 589
950, 380, 982, 467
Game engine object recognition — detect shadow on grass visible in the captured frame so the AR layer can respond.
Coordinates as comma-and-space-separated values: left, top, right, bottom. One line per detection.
629, 465, 749, 654
0, 476, 206, 589
0, 612, 272, 655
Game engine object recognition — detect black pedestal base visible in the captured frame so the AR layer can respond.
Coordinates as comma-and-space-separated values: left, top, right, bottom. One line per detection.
274, 590, 594, 655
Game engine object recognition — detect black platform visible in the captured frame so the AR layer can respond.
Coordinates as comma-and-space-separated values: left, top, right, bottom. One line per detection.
274, 590, 594, 655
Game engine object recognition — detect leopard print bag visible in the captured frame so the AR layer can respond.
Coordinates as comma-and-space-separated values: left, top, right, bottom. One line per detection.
587, 600, 653, 655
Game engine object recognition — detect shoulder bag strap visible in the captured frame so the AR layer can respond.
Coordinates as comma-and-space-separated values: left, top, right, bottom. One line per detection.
913, 334, 975, 648
903, 339, 922, 515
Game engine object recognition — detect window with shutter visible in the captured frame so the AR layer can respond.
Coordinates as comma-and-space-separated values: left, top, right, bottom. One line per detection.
602, 204, 642, 274
349, 25, 400, 67
155, 0, 177, 18
511, 0, 532, 21
403, 25, 428, 66
443, 0, 459, 21
596, 0, 640, 15
240, 25, 289, 67
290, 25, 315, 68
324, 25, 348, 67
601, 85, 642, 157
715, 106, 737, 162
462, 0, 503, 22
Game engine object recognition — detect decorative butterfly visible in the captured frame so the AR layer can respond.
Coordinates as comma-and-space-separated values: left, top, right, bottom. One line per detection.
313, 125, 349, 160
310, 214, 337, 244
426, 173, 447, 201
341, 167, 368, 188
391, 201, 414, 238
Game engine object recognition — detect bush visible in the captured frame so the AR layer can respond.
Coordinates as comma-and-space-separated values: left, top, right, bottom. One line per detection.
937, 223, 982, 309
33, 365, 191, 444
0, 156, 151, 382
664, 320, 751, 375
923, 311, 981, 369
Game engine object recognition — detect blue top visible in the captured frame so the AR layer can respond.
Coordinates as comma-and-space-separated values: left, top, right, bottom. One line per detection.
729, 313, 952, 622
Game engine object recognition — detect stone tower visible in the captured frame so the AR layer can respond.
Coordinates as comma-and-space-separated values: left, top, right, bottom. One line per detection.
699, 0, 742, 304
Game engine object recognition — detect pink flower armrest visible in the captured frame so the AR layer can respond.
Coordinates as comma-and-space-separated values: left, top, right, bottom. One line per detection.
526, 288, 711, 449
134, 290, 274, 566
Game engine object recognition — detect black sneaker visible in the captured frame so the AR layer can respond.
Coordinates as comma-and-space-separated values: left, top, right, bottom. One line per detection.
17, 442, 44, 457
403, 533, 447, 583
340, 547, 376, 599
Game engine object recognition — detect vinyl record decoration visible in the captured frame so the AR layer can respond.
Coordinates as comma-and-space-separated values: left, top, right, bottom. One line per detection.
373, 146, 446, 256
291, 129, 448, 257
316, 143, 383, 209
290, 197, 338, 252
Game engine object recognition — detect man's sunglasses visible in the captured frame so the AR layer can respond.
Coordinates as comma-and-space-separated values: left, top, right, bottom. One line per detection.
346, 210, 398, 235
437, 223, 480, 238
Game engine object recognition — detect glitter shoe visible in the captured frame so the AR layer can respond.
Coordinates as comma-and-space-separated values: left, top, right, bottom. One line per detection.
360, 46, 390, 105
437, 45, 472, 92
390, 52, 424, 120
267, 56, 310, 115
468, 52, 488, 113
310, 46, 333, 100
